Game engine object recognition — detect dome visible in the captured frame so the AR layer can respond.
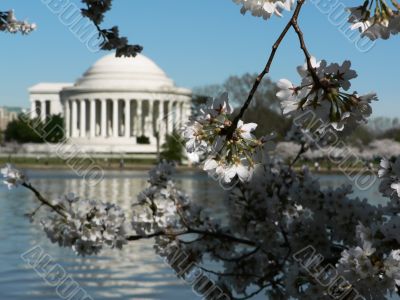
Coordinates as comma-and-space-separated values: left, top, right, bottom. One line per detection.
71, 53, 175, 91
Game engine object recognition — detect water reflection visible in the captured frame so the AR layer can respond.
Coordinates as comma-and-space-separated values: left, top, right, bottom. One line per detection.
0, 170, 385, 300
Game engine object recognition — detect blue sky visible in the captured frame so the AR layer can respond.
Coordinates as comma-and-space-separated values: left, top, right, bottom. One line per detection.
0, 0, 398, 117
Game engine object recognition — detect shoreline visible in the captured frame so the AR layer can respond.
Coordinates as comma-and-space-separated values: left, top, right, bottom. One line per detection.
6, 162, 374, 175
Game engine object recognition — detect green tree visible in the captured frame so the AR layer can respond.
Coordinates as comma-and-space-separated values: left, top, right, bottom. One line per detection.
4, 114, 64, 144
5, 117, 43, 143
343, 125, 376, 146
379, 128, 400, 142
194, 73, 281, 111
160, 131, 185, 163
43, 114, 65, 143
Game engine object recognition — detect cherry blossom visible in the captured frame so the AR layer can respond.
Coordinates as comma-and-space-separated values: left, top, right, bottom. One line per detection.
277, 58, 378, 132
42, 193, 127, 256
0, 163, 27, 190
183, 93, 273, 183
348, 1, 400, 40
232, 0, 295, 20
0, 10, 36, 34
378, 157, 400, 200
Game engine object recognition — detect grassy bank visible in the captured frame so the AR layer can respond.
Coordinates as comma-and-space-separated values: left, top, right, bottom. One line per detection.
0, 156, 376, 174
0, 156, 157, 170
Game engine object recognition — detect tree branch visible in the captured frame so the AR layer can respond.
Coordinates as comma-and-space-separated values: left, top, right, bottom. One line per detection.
228, 0, 307, 138
290, 17, 321, 87
22, 182, 66, 218
126, 228, 257, 246
289, 142, 307, 168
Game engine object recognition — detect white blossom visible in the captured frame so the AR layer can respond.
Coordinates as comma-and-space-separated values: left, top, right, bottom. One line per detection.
277, 57, 378, 132
1, 164, 27, 189
347, 3, 400, 40
132, 163, 192, 235
232, 0, 295, 20
148, 160, 175, 185
378, 157, 400, 199
338, 243, 377, 279
42, 194, 127, 256
0, 10, 36, 34
384, 250, 400, 281
183, 93, 273, 183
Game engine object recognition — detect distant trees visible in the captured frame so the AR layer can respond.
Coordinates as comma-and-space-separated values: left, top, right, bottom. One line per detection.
368, 116, 400, 133
4, 114, 64, 144
5, 117, 42, 143
194, 73, 280, 110
194, 74, 400, 147
194, 73, 291, 139
343, 125, 376, 146
379, 128, 400, 143
160, 131, 185, 163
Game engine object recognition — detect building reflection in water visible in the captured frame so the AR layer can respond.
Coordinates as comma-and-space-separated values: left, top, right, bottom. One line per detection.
0, 169, 225, 300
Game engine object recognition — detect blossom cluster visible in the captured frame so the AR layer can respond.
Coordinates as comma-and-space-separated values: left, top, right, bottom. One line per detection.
348, 0, 400, 40
184, 93, 273, 183
131, 161, 191, 235
277, 58, 378, 132
0, 10, 36, 34
336, 223, 400, 299
42, 193, 127, 256
335, 220, 400, 299
1, 163, 27, 189
232, 0, 295, 20
379, 157, 400, 202
149, 157, 387, 299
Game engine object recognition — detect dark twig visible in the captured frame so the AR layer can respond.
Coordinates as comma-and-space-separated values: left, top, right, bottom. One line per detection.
290, 17, 321, 87
126, 228, 257, 246
22, 182, 66, 218
213, 246, 261, 262
227, 0, 307, 139
289, 142, 307, 168
81, 0, 143, 57
232, 283, 272, 300
199, 266, 263, 279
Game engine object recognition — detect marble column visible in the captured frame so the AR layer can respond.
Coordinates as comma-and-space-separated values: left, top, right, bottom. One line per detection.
71, 100, 78, 137
90, 99, 96, 138
167, 101, 173, 134
158, 100, 165, 144
125, 100, 131, 138
31, 101, 37, 119
113, 99, 118, 137
118, 100, 123, 136
158, 100, 164, 125
65, 100, 70, 138
41, 100, 46, 122
101, 99, 107, 137
179, 101, 184, 125
80, 100, 86, 138
136, 100, 142, 136
148, 100, 154, 137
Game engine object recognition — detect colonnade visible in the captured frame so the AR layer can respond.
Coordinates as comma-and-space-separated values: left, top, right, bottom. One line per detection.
64, 98, 189, 141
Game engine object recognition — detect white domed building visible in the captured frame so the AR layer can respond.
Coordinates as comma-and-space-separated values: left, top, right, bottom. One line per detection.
28, 54, 192, 155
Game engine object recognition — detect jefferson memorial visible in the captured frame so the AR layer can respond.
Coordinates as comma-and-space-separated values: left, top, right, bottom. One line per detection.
28, 53, 192, 154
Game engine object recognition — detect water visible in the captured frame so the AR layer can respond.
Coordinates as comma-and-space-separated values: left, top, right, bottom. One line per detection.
0, 170, 386, 300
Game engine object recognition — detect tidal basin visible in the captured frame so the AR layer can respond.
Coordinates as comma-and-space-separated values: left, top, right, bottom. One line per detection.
0, 170, 386, 300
